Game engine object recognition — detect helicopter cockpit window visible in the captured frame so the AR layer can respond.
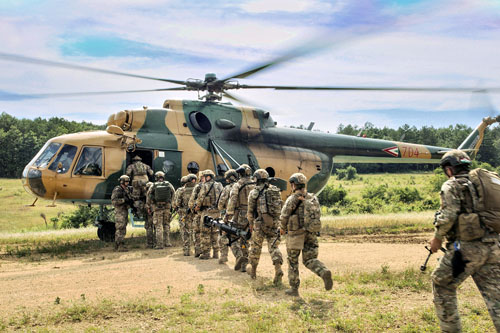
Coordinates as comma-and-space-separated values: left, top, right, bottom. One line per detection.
48, 144, 78, 174
33, 142, 62, 168
74, 147, 103, 176
189, 112, 212, 133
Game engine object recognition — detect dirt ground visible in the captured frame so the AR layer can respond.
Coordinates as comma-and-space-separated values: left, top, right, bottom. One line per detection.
0, 233, 435, 315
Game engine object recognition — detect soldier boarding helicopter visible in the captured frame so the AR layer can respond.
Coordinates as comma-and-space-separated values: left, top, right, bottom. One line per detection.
2, 43, 499, 242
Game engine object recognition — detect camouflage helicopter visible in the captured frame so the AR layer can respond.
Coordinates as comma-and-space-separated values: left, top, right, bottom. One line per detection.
2, 47, 499, 242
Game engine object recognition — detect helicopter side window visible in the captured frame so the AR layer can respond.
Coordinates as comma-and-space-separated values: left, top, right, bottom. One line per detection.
74, 147, 103, 176
33, 142, 62, 168
48, 144, 78, 174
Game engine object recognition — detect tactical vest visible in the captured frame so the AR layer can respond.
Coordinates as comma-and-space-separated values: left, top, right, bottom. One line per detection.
202, 181, 221, 208
134, 162, 147, 176
303, 193, 321, 233
154, 181, 173, 203
238, 179, 253, 207
464, 169, 500, 234
183, 186, 194, 207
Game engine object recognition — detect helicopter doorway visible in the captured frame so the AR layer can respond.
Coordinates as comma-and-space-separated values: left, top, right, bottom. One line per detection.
126, 149, 154, 170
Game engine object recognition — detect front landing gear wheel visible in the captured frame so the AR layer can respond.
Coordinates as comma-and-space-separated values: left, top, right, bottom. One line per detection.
97, 221, 116, 242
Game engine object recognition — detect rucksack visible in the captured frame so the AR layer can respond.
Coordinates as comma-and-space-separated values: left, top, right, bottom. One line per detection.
265, 185, 282, 218
303, 193, 321, 233
468, 168, 500, 233
154, 181, 173, 203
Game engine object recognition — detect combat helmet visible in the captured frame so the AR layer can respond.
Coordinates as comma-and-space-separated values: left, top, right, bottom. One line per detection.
440, 150, 471, 168
236, 164, 252, 177
132, 155, 142, 161
180, 176, 188, 186
289, 173, 307, 187
187, 161, 199, 174
253, 169, 269, 182
119, 175, 130, 184
203, 169, 215, 180
224, 169, 238, 183
186, 173, 198, 183
155, 171, 165, 180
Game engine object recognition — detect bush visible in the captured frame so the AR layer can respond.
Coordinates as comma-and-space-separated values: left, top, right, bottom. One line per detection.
388, 187, 422, 204
362, 184, 388, 201
318, 184, 347, 207
336, 165, 358, 180
60, 206, 100, 229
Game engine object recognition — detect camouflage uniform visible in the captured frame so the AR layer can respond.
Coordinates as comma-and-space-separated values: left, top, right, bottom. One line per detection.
227, 169, 255, 271
432, 174, 500, 332
247, 180, 283, 282
111, 183, 131, 251
147, 180, 175, 249
280, 186, 331, 294
175, 177, 196, 256
196, 173, 223, 259
217, 175, 237, 264
144, 182, 155, 248
189, 177, 204, 257
126, 157, 153, 214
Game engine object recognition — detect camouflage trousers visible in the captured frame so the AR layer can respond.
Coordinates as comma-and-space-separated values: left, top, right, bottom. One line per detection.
153, 208, 171, 249
192, 213, 202, 256
180, 213, 193, 255
432, 238, 500, 332
200, 210, 220, 257
219, 232, 229, 262
230, 212, 250, 263
249, 225, 282, 267
287, 232, 328, 290
114, 207, 129, 244
144, 212, 155, 248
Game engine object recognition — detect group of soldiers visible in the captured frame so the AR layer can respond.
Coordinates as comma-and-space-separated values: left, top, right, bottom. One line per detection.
111, 156, 333, 297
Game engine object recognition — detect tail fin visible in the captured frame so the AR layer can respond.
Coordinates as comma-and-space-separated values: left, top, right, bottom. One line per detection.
458, 116, 500, 159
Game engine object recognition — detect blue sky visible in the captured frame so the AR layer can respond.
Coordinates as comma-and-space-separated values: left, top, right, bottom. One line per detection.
1, 0, 500, 131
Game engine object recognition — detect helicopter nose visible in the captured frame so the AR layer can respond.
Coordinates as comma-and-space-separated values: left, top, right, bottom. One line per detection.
22, 166, 46, 197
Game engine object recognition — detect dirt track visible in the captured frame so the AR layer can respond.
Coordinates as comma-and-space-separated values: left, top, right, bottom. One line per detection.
0, 234, 434, 315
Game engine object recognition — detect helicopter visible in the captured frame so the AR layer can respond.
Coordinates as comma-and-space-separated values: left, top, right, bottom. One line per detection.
2, 44, 499, 242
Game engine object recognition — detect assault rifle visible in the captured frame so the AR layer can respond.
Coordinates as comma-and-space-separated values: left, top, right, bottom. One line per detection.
124, 186, 139, 218
203, 216, 252, 246
420, 245, 447, 272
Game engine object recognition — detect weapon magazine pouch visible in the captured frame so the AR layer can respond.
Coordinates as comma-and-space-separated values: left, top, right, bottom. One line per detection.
287, 229, 305, 250
154, 182, 172, 203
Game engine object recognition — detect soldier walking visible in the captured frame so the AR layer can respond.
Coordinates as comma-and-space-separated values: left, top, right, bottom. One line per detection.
247, 169, 284, 284
196, 170, 223, 260
189, 172, 205, 257
173, 176, 188, 253
147, 171, 175, 249
217, 169, 238, 264
226, 164, 255, 272
111, 175, 133, 252
126, 155, 153, 216
280, 173, 332, 297
144, 181, 156, 248
430, 150, 500, 332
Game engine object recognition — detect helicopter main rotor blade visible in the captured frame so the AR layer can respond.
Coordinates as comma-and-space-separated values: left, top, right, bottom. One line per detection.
0, 52, 186, 85
236, 85, 500, 93
0, 87, 187, 100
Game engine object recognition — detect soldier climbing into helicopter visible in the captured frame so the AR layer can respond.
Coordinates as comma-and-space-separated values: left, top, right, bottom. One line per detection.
126, 155, 154, 218
147, 171, 175, 249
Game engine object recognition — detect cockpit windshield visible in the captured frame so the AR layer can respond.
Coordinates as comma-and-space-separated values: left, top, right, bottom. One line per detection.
48, 144, 78, 174
33, 142, 62, 168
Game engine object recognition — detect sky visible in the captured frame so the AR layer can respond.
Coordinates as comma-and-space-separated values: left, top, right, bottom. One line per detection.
1, 0, 500, 132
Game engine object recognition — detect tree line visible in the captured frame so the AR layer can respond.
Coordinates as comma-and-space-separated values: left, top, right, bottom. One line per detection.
2, 113, 500, 178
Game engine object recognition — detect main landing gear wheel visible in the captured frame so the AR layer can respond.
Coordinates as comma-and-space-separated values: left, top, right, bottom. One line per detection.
97, 221, 116, 242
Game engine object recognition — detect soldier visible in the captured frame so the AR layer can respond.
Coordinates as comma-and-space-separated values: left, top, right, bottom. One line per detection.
111, 175, 133, 252
147, 171, 175, 249
280, 172, 332, 297
178, 174, 197, 256
144, 181, 155, 248
226, 164, 255, 272
247, 169, 284, 283
217, 169, 238, 264
196, 170, 223, 259
126, 155, 154, 216
173, 176, 190, 255
430, 150, 500, 332
189, 172, 206, 257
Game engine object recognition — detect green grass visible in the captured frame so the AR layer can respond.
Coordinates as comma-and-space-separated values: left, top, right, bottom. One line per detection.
1, 268, 495, 332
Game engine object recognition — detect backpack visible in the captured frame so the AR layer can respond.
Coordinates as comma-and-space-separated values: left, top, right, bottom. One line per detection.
265, 185, 282, 218
468, 168, 500, 233
303, 193, 321, 233
154, 181, 173, 203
